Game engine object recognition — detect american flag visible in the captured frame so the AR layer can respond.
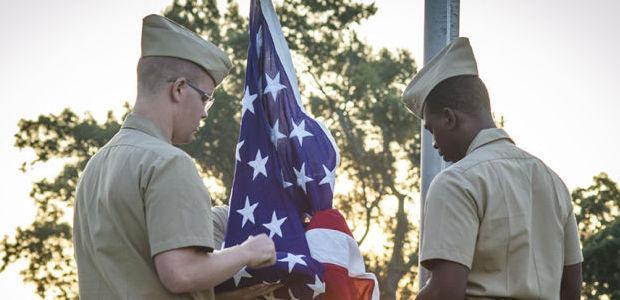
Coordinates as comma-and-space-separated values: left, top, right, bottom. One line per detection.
216, 1, 378, 299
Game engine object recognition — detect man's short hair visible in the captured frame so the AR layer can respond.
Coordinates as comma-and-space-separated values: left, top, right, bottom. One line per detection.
136, 56, 209, 96
425, 75, 491, 116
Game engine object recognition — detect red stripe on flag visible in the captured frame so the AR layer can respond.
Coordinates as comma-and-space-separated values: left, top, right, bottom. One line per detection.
321, 263, 375, 300
306, 209, 353, 237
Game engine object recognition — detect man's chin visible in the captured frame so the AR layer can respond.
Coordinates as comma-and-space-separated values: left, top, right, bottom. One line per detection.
442, 154, 463, 164
172, 134, 194, 145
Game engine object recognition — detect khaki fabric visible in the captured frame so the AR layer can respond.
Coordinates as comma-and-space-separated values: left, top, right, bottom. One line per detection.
211, 206, 229, 250
73, 113, 215, 300
141, 14, 232, 86
402, 37, 478, 119
420, 128, 583, 299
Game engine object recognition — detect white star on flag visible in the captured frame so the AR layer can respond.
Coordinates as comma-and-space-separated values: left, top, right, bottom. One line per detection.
235, 140, 245, 162
306, 275, 326, 298
289, 119, 313, 147
236, 196, 258, 228
270, 119, 286, 147
233, 266, 252, 286
293, 163, 314, 194
281, 169, 293, 188
241, 86, 258, 117
247, 149, 269, 180
319, 164, 336, 192
264, 72, 286, 102
262, 211, 287, 238
278, 253, 307, 273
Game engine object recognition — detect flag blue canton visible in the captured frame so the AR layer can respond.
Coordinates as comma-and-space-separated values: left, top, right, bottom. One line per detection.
215, 0, 340, 299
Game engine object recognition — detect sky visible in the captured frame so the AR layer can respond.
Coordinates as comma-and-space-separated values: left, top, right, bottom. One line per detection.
1, 0, 619, 298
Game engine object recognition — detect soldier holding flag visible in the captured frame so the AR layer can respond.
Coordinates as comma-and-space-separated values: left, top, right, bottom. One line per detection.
73, 14, 279, 300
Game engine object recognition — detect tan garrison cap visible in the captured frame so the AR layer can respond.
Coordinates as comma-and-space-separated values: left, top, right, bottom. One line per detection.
402, 37, 478, 119
141, 14, 232, 86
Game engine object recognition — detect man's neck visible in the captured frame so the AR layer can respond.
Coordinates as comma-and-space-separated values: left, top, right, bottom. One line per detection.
459, 115, 497, 158
132, 97, 173, 142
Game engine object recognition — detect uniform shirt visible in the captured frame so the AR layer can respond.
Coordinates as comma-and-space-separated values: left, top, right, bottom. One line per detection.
420, 128, 582, 299
73, 113, 215, 300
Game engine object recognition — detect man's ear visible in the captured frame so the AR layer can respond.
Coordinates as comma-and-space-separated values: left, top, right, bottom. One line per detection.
169, 77, 186, 103
442, 107, 457, 130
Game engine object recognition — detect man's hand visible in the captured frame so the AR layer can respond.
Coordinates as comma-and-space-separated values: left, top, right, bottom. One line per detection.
154, 234, 275, 294
241, 234, 277, 268
216, 283, 282, 300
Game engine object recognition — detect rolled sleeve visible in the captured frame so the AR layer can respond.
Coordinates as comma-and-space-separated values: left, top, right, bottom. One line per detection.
420, 169, 479, 269
145, 154, 215, 257
563, 211, 583, 265
211, 205, 229, 250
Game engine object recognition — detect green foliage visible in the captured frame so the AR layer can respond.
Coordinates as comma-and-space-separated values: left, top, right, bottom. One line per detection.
1, 109, 124, 299
581, 218, 620, 299
572, 173, 620, 299
573, 173, 620, 241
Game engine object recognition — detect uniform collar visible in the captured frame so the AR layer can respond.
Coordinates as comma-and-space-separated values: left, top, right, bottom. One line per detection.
466, 128, 513, 155
121, 113, 170, 143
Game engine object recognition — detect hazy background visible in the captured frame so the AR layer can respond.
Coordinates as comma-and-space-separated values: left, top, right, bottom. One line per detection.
1, 0, 618, 297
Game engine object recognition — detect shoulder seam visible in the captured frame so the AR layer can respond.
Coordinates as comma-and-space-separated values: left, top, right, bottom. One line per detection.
101, 141, 187, 161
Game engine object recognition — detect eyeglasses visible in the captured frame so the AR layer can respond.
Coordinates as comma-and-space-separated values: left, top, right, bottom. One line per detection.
168, 79, 215, 111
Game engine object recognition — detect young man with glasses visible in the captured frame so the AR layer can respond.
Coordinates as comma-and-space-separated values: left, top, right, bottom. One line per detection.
73, 15, 279, 300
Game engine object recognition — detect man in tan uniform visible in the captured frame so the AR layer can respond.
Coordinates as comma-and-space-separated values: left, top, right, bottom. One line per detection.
73, 15, 279, 299
402, 37, 583, 299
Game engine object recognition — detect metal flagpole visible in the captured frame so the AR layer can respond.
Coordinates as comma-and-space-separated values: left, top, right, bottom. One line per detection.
419, 0, 460, 288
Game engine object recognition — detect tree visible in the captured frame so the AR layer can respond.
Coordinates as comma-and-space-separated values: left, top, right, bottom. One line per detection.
572, 173, 620, 299
0, 109, 124, 298
0, 1, 420, 299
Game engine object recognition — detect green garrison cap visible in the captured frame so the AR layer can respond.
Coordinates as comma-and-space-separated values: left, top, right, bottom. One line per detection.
402, 37, 478, 119
141, 14, 232, 86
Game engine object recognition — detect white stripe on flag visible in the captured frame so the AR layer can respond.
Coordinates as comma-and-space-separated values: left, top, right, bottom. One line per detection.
307, 228, 380, 300
307, 228, 366, 276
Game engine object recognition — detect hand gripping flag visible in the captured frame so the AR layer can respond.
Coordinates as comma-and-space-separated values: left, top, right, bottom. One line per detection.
216, 1, 379, 299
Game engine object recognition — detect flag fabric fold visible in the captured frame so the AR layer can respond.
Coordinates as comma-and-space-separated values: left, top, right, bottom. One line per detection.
306, 209, 380, 300
215, 1, 378, 299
